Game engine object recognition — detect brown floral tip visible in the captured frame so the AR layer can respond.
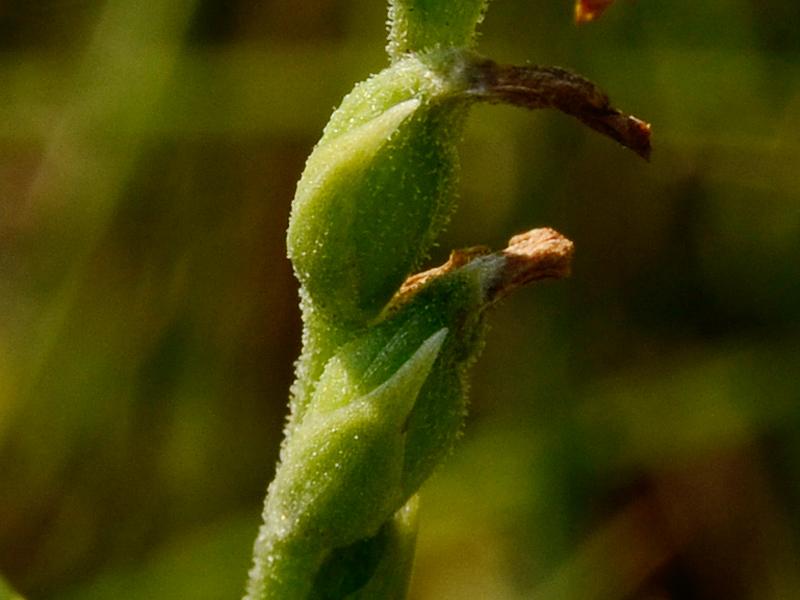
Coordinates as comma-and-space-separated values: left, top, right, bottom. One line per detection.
395, 245, 491, 301
392, 228, 574, 310
487, 228, 574, 302
575, 0, 616, 23
464, 57, 651, 160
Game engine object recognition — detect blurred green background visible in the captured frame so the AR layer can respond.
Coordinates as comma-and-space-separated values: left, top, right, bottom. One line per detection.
1, 1, 799, 598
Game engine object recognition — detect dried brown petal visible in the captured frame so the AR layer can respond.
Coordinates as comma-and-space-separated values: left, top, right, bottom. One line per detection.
393, 228, 574, 308
464, 57, 652, 160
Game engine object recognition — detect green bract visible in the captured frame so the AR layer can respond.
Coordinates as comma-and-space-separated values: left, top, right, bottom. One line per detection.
287, 52, 470, 328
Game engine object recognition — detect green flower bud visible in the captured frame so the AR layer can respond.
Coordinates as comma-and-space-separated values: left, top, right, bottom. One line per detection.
287, 52, 472, 330
246, 329, 446, 600
269, 327, 446, 543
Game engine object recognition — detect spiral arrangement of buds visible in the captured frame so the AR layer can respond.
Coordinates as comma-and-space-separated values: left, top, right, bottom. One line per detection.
245, 2, 649, 598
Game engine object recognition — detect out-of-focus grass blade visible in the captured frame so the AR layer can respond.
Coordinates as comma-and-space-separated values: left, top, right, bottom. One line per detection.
57, 513, 257, 600
0, 573, 25, 600
1, 0, 199, 469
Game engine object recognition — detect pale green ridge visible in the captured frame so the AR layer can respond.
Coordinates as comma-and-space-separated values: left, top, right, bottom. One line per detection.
318, 52, 468, 142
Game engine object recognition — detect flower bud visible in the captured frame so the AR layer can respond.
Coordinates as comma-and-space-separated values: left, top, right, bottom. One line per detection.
287, 53, 471, 328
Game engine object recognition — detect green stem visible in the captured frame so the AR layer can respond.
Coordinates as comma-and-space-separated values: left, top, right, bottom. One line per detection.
387, 0, 489, 58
